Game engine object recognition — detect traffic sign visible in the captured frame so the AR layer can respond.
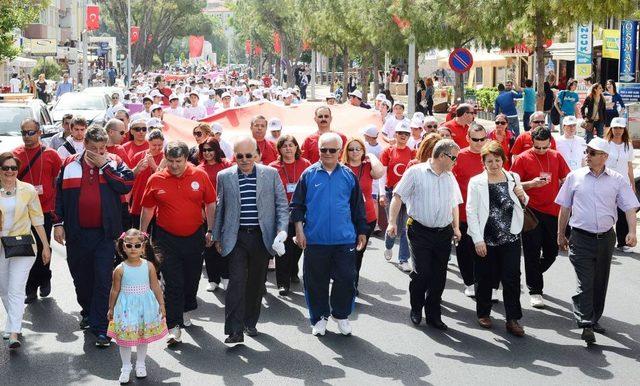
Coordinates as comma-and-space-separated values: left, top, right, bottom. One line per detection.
449, 48, 474, 74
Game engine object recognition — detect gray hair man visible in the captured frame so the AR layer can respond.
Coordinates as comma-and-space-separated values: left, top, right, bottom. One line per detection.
511, 111, 557, 157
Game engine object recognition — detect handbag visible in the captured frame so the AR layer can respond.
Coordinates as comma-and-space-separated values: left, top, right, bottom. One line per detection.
1, 235, 35, 258
508, 172, 538, 232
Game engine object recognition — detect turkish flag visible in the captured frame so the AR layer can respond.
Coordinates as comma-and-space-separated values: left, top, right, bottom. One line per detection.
273, 32, 281, 54
254, 44, 262, 56
86, 5, 100, 31
245, 40, 251, 56
131, 26, 140, 44
392, 14, 411, 31
189, 35, 204, 58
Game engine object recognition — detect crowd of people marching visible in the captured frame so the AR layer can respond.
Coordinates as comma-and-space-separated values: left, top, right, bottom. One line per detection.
0, 69, 638, 384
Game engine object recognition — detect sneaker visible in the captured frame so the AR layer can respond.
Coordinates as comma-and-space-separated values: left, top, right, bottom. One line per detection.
39, 280, 51, 297
268, 259, 276, 271
399, 261, 412, 272
119, 368, 131, 384
332, 316, 352, 336
618, 245, 634, 253
491, 289, 499, 302
224, 332, 244, 346
167, 326, 182, 346
384, 248, 393, 261
220, 278, 229, 290
182, 312, 192, 327
530, 294, 545, 309
206, 282, 218, 292
79, 316, 90, 330
2, 332, 9, 340
312, 318, 327, 336
464, 285, 475, 298
95, 334, 111, 347
135, 365, 147, 379
278, 286, 290, 296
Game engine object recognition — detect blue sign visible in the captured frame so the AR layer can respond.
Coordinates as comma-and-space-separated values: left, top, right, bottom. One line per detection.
618, 82, 640, 102
575, 23, 593, 79
448, 48, 474, 74
619, 20, 637, 83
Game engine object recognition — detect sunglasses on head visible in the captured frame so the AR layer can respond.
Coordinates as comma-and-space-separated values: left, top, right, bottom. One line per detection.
132, 127, 147, 132
319, 148, 339, 154
495, 121, 507, 125
235, 153, 254, 160
202, 147, 214, 153
21, 130, 38, 137
1, 166, 18, 171
124, 243, 143, 249
444, 153, 457, 162
470, 137, 487, 142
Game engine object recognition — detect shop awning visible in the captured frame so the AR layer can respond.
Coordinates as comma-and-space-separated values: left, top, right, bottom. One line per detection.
8, 57, 37, 67
437, 51, 507, 69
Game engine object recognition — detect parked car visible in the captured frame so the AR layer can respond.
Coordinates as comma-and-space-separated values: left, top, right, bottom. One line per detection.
50, 91, 110, 127
0, 94, 59, 152
82, 86, 125, 102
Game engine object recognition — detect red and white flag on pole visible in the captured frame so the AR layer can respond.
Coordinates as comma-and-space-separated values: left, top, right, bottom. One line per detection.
189, 36, 205, 58
86, 5, 100, 31
130, 26, 140, 44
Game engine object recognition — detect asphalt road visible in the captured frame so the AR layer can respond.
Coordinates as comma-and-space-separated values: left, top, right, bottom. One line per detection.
1, 233, 639, 385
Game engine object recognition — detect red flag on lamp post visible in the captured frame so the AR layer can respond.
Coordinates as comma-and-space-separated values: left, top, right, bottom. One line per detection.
189, 36, 205, 58
273, 32, 281, 54
245, 40, 251, 56
86, 5, 100, 31
254, 44, 262, 56
130, 26, 140, 44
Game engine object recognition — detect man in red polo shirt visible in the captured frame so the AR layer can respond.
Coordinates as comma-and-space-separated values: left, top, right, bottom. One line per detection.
511, 126, 570, 309
140, 141, 216, 346
443, 103, 476, 149
14, 118, 62, 303
301, 106, 347, 163
511, 111, 557, 157
452, 124, 488, 299
250, 115, 279, 165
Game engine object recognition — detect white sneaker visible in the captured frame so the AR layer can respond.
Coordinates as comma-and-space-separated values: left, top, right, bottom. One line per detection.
119, 367, 131, 384
464, 285, 475, 298
332, 316, 352, 336
220, 278, 229, 290
619, 246, 634, 253
491, 289, 499, 302
312, 318, 327, 336
2, 332, 9, 340
399, 261, 412, 272
206, 282, 218, 292
167, 326, 182, 345
135, 365, 147, 379
268, 259, 276, 270
182, 312, 192, 327
384, 248, 393, 261
530, 294, 545, 309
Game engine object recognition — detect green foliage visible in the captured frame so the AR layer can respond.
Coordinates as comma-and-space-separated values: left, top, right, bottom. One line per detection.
475, 87, 498, 111
31, 58, 61, 79
0, 0, 50, 62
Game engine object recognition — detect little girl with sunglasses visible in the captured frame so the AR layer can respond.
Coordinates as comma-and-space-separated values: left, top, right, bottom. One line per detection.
107, 228, 167, 384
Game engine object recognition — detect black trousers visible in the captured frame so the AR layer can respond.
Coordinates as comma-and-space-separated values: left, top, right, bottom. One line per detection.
407, 221, 453, 321
522, 208, 558, 295
355, 221, 377, 289
615, 208, 629, 248
155, 227, 205, 330
26, 213, 53, 294
121, 202, 132, 232
225, 228, 271, 335
204, 245, 229, 284
276, 223, 302, 289
455, 222, 476, 286
475, 239, 522, 320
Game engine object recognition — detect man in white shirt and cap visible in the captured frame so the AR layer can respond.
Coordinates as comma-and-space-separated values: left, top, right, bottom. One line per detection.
131, 95, 153, 121
408, 116, 425, 150
149, 89, 163, 105
348, 90, 371, 109
164, 94, 183, 117
212, 122, 234, 159
235, 88, 249, 106
219, 92, 232, 109
266, 118, 283, 143
183, 91, 207, 120
382, 102, 408, 145
326, 93, 337, 105
374, 93, 387, 110
105, 92, 125, 121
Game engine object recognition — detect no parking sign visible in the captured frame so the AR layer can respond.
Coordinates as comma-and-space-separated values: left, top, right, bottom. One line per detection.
449, 48, 474, 74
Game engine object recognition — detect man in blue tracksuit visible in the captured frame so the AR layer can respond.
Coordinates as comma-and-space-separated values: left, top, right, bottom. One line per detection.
290, 132, 368, 337
494, 82, 523, 136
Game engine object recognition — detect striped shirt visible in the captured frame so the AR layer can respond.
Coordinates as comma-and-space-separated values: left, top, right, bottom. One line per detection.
239, 168, 259, 226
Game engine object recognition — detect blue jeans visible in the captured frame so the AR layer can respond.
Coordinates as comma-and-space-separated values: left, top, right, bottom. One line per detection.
384, 189, 409, 263
584, 121, 604, 143
507, 116, 520, 137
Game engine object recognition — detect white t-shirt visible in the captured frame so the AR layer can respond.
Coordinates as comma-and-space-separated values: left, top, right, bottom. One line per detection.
407, 136, 422, 150
182, 105, 207, 121
382, 115, 407, 138
365, 141, 383, 195
131, 110, 151, 121
57, 137, 85, 159
105, 103, 126, 120
9, 78, 21, 93
606, 141, 634, 183
555, 136, 586, 171
164, 106, 184, 117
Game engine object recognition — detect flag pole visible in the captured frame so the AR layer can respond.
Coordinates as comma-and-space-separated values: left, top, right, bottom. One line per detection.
127, 0, 132, 86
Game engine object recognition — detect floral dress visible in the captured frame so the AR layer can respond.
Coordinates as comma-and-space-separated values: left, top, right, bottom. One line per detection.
107, 260, 167, 346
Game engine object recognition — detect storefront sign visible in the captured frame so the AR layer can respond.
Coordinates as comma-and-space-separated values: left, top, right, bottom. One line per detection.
602, 29, 620, 59
23, 38, 57, 55
619, 20, 638, 83
575, 23, 593, 80
618, 82, 640, 102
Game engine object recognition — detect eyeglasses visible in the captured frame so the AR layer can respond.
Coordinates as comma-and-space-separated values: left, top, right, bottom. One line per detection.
193, 131, 204, 137
21, 130, 38, 137
425, 125, 437, 129
202, 148, 215, 153
585, 149, 605, 156
495, 121, 507, 125
347, 147, 363, 152
1, 166, 18, 171
319, 148, 339, 154
132, 127, 147, 132
443, 153, 457, 162
470, 137, 487, 142
124, 243, 143, 249
235, 153, 254, 160
533, 145, 550, 150
532, 120, 546, 124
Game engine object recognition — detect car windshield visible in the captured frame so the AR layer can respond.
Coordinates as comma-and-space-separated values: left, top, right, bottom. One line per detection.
53, 93, 106, 110
0, 106, 31, 135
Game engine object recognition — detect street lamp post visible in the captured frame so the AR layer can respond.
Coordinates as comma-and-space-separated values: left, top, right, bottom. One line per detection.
408, 34, 416, 115
127, 0, 131, 86
82, 0, 89, 89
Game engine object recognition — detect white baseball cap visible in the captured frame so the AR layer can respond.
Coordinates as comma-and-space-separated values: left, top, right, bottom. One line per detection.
168, 94, 179, 101
348, 90, 363, 99
587, 137, 610, 154
211, 122, 223, 134
361, 124, 379, 138
382, 99, 392, 109
149, 90, 162, 98
326, 93, 336, 100
410, 117, 423, 129
563, 115, 577, 126
268, 117, 282, 132
423, 115, 438, 125
412, 112, 425, 122
375, 93, 386, 101
221, 92, 231, 99
146, 118, 163, 128
150, 104, 162, 112
395, 120, 411, 133
610, 117, 627, 128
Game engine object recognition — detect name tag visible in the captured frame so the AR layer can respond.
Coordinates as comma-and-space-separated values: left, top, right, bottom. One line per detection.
286, 183, 297, 193
34, 185, 44, 195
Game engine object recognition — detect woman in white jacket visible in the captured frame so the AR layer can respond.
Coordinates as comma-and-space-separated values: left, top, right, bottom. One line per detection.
466, 141, 528, 337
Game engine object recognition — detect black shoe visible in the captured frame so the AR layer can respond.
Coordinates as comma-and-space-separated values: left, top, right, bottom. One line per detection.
224, 333, 244, 346
290, 276, 300, 284
410, 311, 422, 325
278, 286, 290, 296
244, 327, 258, 337
581, 327, 596, 344
24, 291, 37, 304
592, 323, 606, 334
79, 316, 90, 330
95, 334, 111, 347
39, 281, 51, 297
426, 319, 448, 331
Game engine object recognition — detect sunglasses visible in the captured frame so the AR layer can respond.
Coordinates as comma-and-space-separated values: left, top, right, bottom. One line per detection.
235, 153, 254, 160
465, 111, 477, 115
470, 137, 487, 142
532, 120, 546, 124
1, 166, 18, 171
193, 131, 204, 137
21, 130, 38, 137
585, 149, 604, 156
132, 127, 147, 132
533, 145, 550, 150
202, 148, 215, 153
319, 148, 339, 154
444, 153, 457, 162
124, 243, 143, 249
347, 147, 362, 152
495, 121, 507, 125
425, 125, 437, 129
112, 96, 119, 100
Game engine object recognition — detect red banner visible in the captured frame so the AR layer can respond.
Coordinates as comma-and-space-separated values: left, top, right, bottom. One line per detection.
189, 35, 205, 58
130, 26, 140, 44
273, 32, 281, 54
254, 43, 262, 56
392, 14, 411, 31
245, 40, 251, 56
86, 5, 100, 31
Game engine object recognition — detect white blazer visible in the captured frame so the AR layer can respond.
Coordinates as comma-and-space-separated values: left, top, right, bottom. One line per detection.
466, 170, 529, 245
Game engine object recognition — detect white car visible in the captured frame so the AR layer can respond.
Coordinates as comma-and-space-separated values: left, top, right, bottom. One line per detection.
0, 94, 59, 153
50, 92, 110, 127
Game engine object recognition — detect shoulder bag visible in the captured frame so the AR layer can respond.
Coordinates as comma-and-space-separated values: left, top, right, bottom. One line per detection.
2, 234, 36, 258
508, 172, 538, 233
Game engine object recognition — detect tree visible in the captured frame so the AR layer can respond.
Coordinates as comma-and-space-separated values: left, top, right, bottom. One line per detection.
0, 0, 50, 62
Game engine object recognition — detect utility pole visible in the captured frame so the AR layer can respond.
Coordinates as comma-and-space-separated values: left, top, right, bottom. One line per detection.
408, 34, 416, 115
127, 0, 131, 86
82, 0, 89, 89
310, 50, 316, 100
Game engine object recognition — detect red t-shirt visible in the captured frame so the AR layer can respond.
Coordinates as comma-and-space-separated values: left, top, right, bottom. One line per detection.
123, 141, 149, 162
301, 131, 348, 164
197, 159, 234, 190
452, 148, 484, 222
269, 157, 311, 202
129, 151, 164, 216
141, 165, 216, 236
78, 160, 102, 228
487, 130, 514, 169
511, 131, 557, 156
262, 76, 272, 87
107, 144, 132, 168
380, 146, 415, 188
257, 139, 279, 166
347, 161, 377, 223
158, 87, 172, 105
444, 119, 469, 149
510, 149, 571, 216
13, 145, 62, 213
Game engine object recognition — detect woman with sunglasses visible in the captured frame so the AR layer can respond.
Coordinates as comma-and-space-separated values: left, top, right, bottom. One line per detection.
129, 129, 165, 227
269, 135, 311, 295
197, 137, 233, 293
488, 114, 515, 169
342, 138, 384, 293
0, 153, 51, 349
580, 83, 606, 142
123, 119, 150, 162
188, 123, 213, 165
